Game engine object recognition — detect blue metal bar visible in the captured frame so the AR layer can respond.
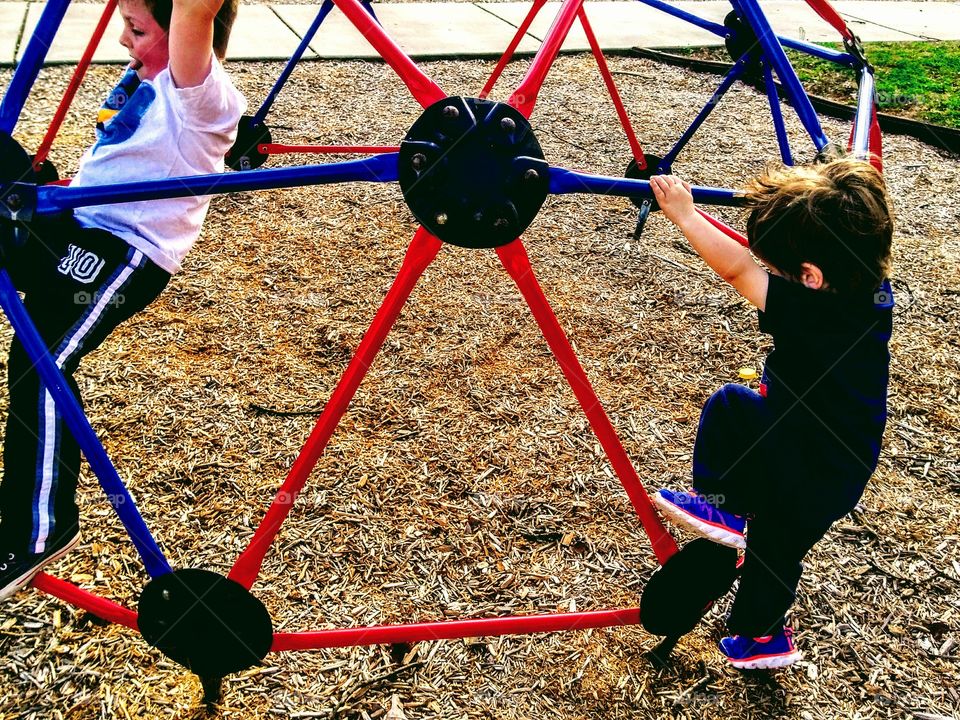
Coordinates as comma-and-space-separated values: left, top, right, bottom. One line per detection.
549, 167, 745, 207
762, 60, 794, 165
632, 0, 727, 37
779, 36, 856, 66
361, 0, 380, 24
252, 0, 336, 126
659, 59, 749, 170
851, 66, 875, 159
732, 0, 830, 151
0, 0, 72, 134
36, 153, 399, 214
0, 269, 172, 577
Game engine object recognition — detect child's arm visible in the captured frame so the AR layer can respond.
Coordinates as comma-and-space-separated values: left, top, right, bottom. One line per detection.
650, 175, 769, 311
168, 0, 225, 88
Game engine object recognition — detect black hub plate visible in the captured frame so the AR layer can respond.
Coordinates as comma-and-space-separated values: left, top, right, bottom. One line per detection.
640, 539, 740, 637
138, 568, 273, 677
0, 133, 35, 185
724, 11, 763, 74
398, 96, 549, 249
0, 133, 39, 259
624, 153, 665, 210
227, 115, 272, 171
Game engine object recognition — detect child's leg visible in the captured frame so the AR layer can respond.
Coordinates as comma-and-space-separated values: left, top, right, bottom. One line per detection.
0, 225, 169, 556
691, 383, 771, 515
725, 510, 834, 637
655, 384, 770, 548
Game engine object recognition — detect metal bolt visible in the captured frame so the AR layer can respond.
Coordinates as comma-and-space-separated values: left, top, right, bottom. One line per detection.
523, 169, 540, 182
500, 117, 516, 133
435, 212, 449, 226
161, 589, 171, 601
5, 194, 21, 211
493, 217, 510, 229
442, 105, 460, 119
411, 153, 427, 171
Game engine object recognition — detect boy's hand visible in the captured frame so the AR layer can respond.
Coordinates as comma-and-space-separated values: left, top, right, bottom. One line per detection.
650, 175, 697, 229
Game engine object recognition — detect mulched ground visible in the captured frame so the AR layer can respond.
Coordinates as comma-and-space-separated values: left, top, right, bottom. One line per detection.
1, 42, 958, 720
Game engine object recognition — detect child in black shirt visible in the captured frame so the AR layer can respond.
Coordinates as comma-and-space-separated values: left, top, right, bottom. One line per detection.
649, 159, 894, 669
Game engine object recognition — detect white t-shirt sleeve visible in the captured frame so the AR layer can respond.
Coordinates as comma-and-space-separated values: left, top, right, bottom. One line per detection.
72, 56, 247, 274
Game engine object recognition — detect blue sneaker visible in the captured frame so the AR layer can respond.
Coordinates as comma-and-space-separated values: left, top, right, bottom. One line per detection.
654, 489, 746, 549
719, 627, 802, 669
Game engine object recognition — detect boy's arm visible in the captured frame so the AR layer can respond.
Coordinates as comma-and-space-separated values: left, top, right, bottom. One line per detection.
650, 175, 769, 311
168, 0, 223, 88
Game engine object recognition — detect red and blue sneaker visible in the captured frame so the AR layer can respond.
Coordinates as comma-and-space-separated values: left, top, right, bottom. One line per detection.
654, 489, 746, 549
719, 627, 802, 669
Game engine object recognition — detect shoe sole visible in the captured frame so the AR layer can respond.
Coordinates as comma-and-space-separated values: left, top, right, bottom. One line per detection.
0, 533, 81, 601
654, 494, 746, 549
727, 650, 803, 670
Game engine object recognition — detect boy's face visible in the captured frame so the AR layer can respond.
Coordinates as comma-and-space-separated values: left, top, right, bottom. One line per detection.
118, 0, 169, 81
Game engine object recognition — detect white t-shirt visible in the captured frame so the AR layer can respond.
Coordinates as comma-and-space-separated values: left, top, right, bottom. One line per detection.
72, 56, 246, 274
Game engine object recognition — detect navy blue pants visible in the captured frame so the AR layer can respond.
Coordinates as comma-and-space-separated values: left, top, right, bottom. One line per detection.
0, 216, 169, 555
692, 383, 843, 637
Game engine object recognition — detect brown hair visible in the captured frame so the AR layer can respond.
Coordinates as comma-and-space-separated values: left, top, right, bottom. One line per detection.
143, 0, 238, 59
745, 158, 894, 294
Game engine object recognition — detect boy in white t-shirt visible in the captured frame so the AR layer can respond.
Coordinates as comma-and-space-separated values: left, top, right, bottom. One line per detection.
0, 0, 246, 598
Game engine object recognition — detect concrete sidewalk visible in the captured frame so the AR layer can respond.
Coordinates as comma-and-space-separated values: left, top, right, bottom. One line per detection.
2, 1, 958, 65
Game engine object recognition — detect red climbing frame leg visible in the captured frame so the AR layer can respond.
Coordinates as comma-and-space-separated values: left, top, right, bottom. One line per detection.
31, 573, 139, 630
229, 228, 443, 589
479, 0, 549, 100
331, 0, 446, 109
803, 0, 854, 41
33, 0, 118, 170
496, 239, 678, 565
698, 209, 748, 246
578, 7, 646, 166
508, 0, 586, 119
271, 607, 642, 651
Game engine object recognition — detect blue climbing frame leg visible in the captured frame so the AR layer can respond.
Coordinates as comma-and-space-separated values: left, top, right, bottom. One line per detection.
731, 0, 831, 152
659, 58, 750, 172
0, 0, 72, 134
251, 0, 380, 126
0, 269, 172, 578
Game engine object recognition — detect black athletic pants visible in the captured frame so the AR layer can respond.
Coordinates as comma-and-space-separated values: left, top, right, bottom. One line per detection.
692, 383, 856, 637
0, 215, 169, 556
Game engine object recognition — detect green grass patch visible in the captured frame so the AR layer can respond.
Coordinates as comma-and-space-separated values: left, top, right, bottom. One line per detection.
672, 41, 960, 129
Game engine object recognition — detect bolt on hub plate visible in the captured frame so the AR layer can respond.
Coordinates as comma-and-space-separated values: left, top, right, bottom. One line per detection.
398, 97, 549, 249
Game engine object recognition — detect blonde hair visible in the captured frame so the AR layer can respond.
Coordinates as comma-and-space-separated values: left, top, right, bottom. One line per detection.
745, 158, 893, 294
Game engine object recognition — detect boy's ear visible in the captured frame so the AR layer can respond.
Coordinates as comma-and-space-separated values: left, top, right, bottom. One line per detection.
799, 262, 825, 290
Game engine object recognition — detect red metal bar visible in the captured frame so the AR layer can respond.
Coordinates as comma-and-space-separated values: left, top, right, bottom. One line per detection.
803, 0, 853, 40
259, 143, 400, 155
578, 7, 646, 166
496, 239, 678, 565
868, 106, 882, 172
31, 572, 139, 631
33, 0, 119, 170
330, 0, 446, 109
508, 0, 586, 118
271, 607, 641, 651
697, 209, 748, 246
479, 0, 549, 100
229, 228, 443, 589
